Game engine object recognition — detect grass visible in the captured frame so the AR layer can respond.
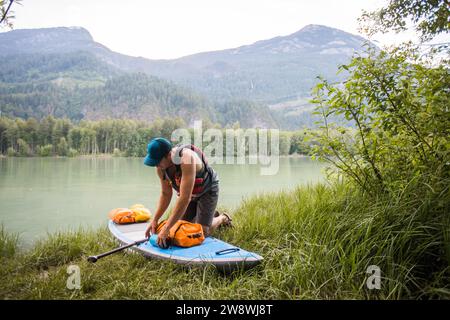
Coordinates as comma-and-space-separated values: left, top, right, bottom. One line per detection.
0, 181, 448, 299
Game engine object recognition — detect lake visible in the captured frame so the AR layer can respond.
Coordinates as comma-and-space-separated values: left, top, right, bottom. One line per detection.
0, 157, 326, 245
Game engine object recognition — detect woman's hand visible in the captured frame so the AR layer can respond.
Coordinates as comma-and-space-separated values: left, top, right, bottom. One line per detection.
145, 219, 159, 239
157, 225, 170, 249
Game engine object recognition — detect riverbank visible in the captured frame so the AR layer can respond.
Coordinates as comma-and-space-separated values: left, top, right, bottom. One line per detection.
0, 153, 311, 159
0, 154, 115, 159
1, 181, 448, 299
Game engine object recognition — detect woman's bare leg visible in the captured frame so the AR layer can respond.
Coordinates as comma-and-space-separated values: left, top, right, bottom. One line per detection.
203, 215, 227, 237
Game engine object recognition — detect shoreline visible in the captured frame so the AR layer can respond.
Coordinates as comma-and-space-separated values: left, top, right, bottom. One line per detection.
0, 153, 311, 159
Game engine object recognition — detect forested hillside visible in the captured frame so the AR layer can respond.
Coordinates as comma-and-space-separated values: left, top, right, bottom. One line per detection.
0, 25, 374, 129
0, 51, 278, 128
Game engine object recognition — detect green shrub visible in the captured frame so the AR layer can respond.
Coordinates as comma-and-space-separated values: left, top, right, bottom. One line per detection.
68, 148, 78, 157
17, 139, 31, 156
6, 147, 15, 156
311, 45, 449, 197
113, 148, 122, 157
56, 137, 69, 156
38, 144, 53, 157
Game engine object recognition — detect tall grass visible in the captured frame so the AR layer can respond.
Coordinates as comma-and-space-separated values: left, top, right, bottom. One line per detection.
0, 181, 448, 299
0, 225, 19, 259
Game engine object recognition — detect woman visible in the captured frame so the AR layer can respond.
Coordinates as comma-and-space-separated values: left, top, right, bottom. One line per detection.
143, 137, 231, 248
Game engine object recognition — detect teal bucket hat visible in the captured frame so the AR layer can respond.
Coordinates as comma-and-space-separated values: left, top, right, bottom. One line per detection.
143, 138, 173, 167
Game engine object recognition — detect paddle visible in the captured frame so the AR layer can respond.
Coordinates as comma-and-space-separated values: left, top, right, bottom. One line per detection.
87, 238, 148, 263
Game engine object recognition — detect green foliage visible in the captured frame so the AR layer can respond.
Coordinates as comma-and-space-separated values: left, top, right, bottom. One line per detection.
0, 0, 21, 29
311, 45, 449, 196
67, 148, 78, 157
214, 100, 277, 128
6, 146, 14, 156
0, 115, 316, 157
56, 137, 69, 156
310, 2, 450, 297
289, 130, 315, 155
0, 225, 18, 259
278, 132, 291, 155
360, 0, 450, 41
17, 138, 30, 156
37, 144, 53, 157
112, 148, 122, 157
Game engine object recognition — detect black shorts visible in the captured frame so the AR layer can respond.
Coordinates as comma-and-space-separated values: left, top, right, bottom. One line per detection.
182, 184, 219, 227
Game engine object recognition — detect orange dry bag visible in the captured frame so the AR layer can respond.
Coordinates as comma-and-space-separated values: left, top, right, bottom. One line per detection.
108, 204, 151, 224
156, 220, 205, 248
110, 208, 135, 224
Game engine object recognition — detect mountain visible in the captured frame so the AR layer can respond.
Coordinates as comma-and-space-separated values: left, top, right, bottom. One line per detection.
0, 26, 146, 71
0, 25, 372, 101
0, 50, 276, 127
0, 53, 225, 125
0, 25, 374, 128
152, 24, 370, 102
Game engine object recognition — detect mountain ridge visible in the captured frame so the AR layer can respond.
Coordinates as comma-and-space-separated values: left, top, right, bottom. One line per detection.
0, 24, 374, 128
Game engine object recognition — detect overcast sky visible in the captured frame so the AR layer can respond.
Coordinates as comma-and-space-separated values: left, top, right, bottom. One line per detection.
3, 0, 448, 59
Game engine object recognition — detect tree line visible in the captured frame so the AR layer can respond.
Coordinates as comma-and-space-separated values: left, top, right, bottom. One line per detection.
0, 115, 316, 157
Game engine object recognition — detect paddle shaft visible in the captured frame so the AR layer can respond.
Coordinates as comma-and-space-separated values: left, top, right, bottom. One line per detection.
88, 238, 148, 263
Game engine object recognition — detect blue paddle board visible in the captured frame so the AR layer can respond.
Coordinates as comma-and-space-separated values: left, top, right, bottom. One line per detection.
108, 220, 263, 271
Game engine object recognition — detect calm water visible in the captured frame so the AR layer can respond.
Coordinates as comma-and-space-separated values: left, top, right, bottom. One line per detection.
0, 157, 325, 245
